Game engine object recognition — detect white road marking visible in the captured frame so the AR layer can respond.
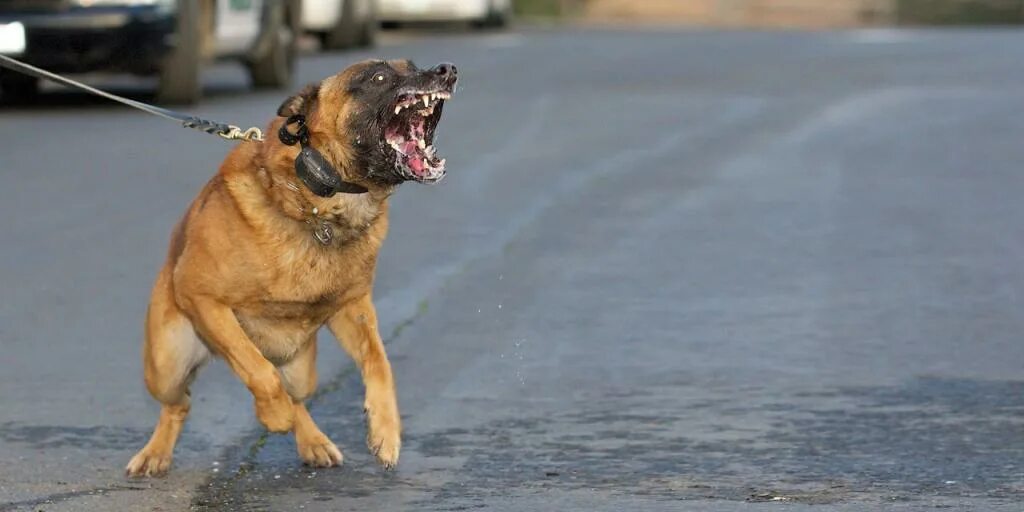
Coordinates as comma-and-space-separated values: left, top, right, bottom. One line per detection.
844, 29, 920, 44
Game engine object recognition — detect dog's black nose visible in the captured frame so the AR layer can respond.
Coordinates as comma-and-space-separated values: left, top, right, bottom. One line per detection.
434, 63, 457, 80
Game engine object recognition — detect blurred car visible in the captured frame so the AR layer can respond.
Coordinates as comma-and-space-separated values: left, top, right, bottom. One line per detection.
0, 0, 300, 104
378, 0, 510, 27
302, 0, 376, 50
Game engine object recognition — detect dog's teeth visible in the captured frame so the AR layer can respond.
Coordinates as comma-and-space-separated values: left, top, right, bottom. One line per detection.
418, 139, 426, 150
395, 106, 401, 115
422, 95, 429, 107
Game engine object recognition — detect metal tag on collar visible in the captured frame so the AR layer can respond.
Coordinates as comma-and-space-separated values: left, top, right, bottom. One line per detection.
312, 222, 333, 245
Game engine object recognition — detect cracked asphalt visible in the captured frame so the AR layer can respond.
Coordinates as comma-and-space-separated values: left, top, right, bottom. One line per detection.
2, 25, 1024, 511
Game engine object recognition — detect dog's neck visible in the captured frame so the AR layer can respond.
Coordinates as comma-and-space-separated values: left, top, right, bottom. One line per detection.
230, 135, 389, 247
261, 165, 393, 245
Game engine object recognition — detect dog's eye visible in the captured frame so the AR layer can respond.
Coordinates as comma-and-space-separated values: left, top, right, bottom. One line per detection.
373, 73, 386, 83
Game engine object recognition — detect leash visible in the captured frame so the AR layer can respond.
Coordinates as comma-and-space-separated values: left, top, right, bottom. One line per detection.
0, 54, 264, 142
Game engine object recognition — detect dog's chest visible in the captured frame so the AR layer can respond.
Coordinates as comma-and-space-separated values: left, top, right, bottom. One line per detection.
235, 304, 332, 366
228, 196, 385, 366
235, 238, 377, 366
235, 279, 345, 366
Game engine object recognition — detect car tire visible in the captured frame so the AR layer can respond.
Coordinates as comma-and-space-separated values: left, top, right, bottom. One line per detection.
322, 0, 374, 50
356, 0, 377, 47
477, 0, 510, 28
156, 0, 202, 105
0, 72, 40, 103
248, 0, 297, 89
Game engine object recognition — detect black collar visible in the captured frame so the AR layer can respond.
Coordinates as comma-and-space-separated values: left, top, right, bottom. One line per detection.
279, 115, 368, 197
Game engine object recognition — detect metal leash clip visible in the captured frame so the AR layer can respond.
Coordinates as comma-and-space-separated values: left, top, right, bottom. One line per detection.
218, 125, 265, 142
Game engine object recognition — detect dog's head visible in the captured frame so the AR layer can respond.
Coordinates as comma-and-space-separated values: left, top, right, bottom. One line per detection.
277, 59, 458, 187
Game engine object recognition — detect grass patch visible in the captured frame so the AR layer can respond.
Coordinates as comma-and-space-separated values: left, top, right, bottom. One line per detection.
897, 0, 1024, 24
513, 0, 582, 17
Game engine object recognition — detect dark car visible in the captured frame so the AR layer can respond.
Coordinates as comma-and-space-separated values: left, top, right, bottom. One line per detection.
0, 0, 300, 104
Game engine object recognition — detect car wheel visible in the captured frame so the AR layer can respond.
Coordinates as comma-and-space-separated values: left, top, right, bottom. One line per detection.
322, 0, 374, 50
0, 72, 40, 103
477, 0, 510, 28
156, 0, 202, 105
356, 0, 377, 47
248, 0, 297, 89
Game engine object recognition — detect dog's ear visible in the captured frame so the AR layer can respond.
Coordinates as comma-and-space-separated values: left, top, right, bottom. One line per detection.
277, 82, 321, 118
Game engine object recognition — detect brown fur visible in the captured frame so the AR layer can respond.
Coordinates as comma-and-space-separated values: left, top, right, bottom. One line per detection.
126, 61, 409, 477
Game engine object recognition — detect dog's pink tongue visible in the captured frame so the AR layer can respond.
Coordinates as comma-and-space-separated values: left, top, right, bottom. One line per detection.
409, 156, 425, 174
400, 139, 426, 176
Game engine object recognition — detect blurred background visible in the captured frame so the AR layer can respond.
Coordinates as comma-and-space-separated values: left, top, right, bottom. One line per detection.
523, 0, 1024, 26
4, 0, 1024, 103
2, 1, 1024, 511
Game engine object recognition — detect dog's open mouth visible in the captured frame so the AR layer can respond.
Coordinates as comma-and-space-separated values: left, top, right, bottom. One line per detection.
384, 89, 450, 183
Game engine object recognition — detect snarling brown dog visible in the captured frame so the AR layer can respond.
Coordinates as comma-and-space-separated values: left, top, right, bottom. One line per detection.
125, 59, 457, 477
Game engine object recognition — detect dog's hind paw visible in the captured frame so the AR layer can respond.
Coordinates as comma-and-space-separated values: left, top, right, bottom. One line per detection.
125, 449, 173, 478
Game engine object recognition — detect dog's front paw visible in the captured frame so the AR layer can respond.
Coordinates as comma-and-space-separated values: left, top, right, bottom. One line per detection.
125, 446, 173, 478
365, 400, 401, 469
254, 390, 295, 433
297, 434, 344, 468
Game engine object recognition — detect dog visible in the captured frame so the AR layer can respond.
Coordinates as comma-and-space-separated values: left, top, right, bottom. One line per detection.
125, 59, 457, 477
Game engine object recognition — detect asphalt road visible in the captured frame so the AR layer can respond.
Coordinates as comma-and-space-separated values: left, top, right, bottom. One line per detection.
2, 26, 1024, 511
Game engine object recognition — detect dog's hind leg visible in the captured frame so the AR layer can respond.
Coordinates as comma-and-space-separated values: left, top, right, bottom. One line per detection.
279, 340, 343, 467
126, 266, 210, 477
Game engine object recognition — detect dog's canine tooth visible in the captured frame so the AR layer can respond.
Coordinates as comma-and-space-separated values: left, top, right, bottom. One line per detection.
422, 95, 429, 107
418, 139, 426, 150
394, 106, 401, 115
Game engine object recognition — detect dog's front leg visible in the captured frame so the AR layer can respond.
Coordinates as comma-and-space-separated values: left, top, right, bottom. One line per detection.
328, 295, 401, 469
187, 298, 295, 433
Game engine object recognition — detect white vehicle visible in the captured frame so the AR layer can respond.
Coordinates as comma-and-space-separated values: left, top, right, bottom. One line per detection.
302, 0, 377, 50
0, 0, 300, 104
378, 0, 510, 27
